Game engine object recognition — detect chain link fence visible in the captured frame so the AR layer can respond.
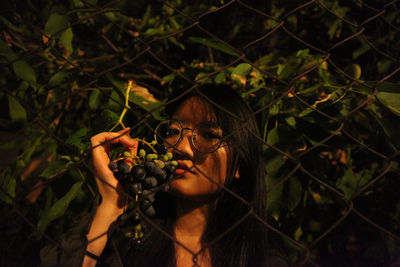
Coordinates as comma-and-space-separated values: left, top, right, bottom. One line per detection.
1, 0, 400, 266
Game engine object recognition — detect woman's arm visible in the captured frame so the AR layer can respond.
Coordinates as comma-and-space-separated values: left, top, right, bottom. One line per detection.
82, 128, 137, 267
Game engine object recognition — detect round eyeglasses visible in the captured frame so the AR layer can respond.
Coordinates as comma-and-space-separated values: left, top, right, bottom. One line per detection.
154, 119, 224, 153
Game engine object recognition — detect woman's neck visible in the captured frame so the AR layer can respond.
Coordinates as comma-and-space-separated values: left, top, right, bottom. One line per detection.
174, 198, 210, 238
173, 198, 213, 267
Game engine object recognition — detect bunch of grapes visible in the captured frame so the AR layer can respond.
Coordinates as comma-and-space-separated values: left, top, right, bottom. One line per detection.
108, 139, 177, 244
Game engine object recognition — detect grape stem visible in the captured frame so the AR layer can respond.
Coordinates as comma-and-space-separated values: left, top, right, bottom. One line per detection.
107, 80, 158, 155
109, 80, 133, 131
136, 138, 157, 154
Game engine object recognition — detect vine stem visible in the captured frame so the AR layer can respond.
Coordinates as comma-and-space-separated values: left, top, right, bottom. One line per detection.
109, 80, 133, 131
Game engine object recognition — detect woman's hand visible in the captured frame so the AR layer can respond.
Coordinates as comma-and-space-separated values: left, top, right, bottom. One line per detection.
90, 127, 137, 208
83, 128, 137, 267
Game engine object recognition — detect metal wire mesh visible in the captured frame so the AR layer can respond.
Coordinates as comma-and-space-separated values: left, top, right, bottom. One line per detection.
1, 0, 399, 266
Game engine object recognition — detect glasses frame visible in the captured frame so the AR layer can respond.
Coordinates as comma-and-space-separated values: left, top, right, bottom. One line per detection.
154, 119, 224, 154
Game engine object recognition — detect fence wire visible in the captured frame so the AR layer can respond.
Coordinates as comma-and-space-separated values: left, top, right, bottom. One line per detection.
1, 0, 400, 266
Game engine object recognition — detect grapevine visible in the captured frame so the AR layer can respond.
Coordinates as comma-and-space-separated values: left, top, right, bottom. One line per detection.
107, 80, 176, 245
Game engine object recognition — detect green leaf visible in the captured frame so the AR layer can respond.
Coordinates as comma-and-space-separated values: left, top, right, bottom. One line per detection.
48, 70, 68, 87
299, 86, 348, 117
12, 60, 37, 87
44, 13, 69, 36
105, 109, 120, 124
40, 157, 69, 179
46, 140, 58, 154
255, 53, 275, 67
144, 28, 165, 36
266, 171, 284, 213
0, 173, 16, 204
296, 49, 309, 58
328, 19, 340, 40
266, 126, 280, 146
287, 177, 302, 211
231, 63, 251, 85
336, 169, 358, 198
141, 5, 152, 28
294, 226, 303, 241
267, 124, 305, 153
265, 154, 284, 178
187, 37, 240, 57
59, 27, 74, 55
0, 39, 17, 61
0, 140, 19, 150
108, 90, 123, 112
276, 63, 295, 80
168, 36, 185, 50
65, 128, 88, 150
352, 38, 371, 59
214, 72, 226, 84
8, 95, 27, 123
195, 72, 212, 83
343, 64, 362, 80
89, 89, 101, 110
161, 73, 175, 85
128, 93, 167, 121
376, 83, 400, 116
377, 60, 392, 74
37, 181, 83, 233
376, 92, 400, 116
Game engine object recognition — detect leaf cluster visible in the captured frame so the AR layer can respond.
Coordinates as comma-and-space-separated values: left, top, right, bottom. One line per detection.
0, 0, 399, 265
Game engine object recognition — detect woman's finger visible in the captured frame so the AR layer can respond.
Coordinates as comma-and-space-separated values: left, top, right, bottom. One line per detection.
90, 128, 137, 178
91, 128, 135, 148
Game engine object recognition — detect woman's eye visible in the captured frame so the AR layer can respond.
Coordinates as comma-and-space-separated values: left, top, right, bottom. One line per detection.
202, 132, 221, 140
167, 128, 180, 136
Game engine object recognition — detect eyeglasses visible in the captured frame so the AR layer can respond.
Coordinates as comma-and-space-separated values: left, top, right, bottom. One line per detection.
154, 119, 224, 153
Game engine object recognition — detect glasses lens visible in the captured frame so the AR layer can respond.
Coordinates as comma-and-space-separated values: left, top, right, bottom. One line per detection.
193, 122, 223, 153
155, 120, 181, 147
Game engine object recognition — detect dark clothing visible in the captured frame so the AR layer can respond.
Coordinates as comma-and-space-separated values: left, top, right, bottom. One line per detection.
39, 201, 290, 267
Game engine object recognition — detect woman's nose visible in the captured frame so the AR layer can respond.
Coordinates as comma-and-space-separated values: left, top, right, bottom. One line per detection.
173, 130, 195, 158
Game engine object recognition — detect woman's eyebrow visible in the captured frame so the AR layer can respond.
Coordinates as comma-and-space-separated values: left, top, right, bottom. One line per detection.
171, 118, 219, 126
171, 118, 184, 123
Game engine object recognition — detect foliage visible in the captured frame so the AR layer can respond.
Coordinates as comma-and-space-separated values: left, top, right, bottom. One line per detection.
0, 0, 399, 265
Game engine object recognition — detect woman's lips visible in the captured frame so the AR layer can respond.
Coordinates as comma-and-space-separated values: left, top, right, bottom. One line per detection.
175, 168, 188, 175
175, 162, 196, 175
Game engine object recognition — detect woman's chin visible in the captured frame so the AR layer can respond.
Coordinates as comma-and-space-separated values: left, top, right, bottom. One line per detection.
167, 181, 220, 203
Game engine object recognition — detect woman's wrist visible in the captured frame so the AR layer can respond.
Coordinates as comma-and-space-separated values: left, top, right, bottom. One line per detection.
96, 199, 126, 217
85, 200, 124, 261
85, 250, 100, 261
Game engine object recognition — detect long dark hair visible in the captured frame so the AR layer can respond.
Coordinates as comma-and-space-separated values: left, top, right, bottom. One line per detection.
124, 84, 279, 266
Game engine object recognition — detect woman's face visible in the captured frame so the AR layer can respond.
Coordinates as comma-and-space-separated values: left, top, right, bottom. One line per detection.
167, 97, 233, 202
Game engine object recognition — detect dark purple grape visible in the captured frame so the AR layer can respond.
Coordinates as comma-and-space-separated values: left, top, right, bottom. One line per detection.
131, 165, 146, 181
151, 166, 164, 178
118, 163, 131, 174
128, 183, 142, 194
140, 199, 151, 210
142, 190, 155, 203
108, 161, 118, 170
160, 183, 170, 192
165, 163, 176, 174
144, 205, 156, 217
143, 177, 158, 188
144, 161, 157, 174
155, 169, 167, 181
115, 171, 129, 182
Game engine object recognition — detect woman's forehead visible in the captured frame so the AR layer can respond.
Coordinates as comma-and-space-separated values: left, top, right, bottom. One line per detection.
172, 97, 217, 124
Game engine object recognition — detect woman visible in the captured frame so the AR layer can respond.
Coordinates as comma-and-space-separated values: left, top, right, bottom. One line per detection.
84, 84, 287, 267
